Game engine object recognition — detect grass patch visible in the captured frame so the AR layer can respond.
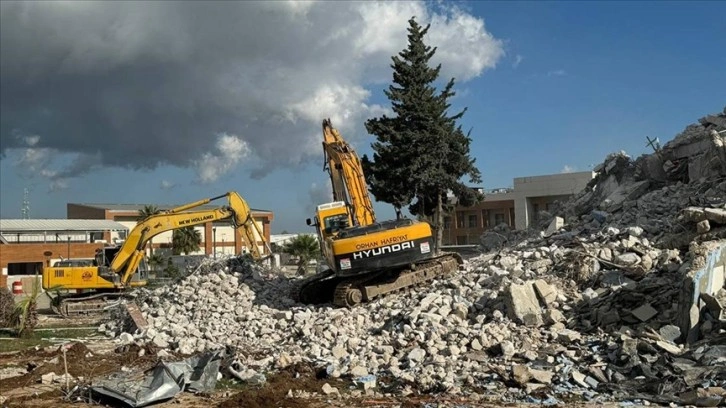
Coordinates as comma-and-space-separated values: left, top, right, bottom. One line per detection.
216, 377, 250, 391
0, 327, 98, 353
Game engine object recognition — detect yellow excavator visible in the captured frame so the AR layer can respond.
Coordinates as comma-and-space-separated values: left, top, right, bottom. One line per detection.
43, 191, 271, 316
295, 119, 462, 307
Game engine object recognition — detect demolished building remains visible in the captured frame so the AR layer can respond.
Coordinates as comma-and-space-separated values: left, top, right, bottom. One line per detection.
102, 108, 726, 406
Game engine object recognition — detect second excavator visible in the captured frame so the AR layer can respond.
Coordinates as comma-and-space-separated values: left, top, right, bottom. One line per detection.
295, 119, 462, 307
44, 191, 271, 316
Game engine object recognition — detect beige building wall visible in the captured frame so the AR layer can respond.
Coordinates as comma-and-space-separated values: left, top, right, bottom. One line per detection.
512, 172, 595, 230
443, 171, 595, 245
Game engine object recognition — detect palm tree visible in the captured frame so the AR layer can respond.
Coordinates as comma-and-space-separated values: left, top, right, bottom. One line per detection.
172, 226, 202, 255
138, 205, 160, 257
282, 234, 320, 276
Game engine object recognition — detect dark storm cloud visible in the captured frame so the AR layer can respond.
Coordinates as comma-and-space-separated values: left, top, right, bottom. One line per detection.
0, 1, 503, 185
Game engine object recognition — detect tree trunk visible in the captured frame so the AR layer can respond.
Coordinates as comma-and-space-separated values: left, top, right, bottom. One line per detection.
435, 191, 443, 255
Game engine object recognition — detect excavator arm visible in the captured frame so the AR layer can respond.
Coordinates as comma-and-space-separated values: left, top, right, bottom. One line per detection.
322, 118, 376, 227
111, 192, 270, 287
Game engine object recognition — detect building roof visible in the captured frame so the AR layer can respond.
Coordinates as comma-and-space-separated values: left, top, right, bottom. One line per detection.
0, 219, 129, 232
71, 203, 273, 214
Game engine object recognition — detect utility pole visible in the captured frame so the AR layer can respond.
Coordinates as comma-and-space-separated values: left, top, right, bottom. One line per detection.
21, 188, 30, 219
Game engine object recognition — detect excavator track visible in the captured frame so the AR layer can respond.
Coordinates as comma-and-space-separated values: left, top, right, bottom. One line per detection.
298, 253, 463, 308
49, 292, 127, 318
291, 269, 339, 305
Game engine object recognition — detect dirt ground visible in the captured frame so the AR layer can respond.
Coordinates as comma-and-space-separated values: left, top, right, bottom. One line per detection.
0, 313, 634, 408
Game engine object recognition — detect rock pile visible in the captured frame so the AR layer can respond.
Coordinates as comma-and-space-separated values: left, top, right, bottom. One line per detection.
104, 108, 725, 406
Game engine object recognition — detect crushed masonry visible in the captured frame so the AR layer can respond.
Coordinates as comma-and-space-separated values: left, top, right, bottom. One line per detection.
101, 107, 726, 406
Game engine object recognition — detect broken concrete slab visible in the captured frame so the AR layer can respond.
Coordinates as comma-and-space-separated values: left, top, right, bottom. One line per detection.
697, 220, 712, 233
532, 279, 558, 306
700, 292, 724, 320
506, 283, 543, 327
658, 325, 681, 343
679, 241, 726, 343
704, 208, 726, 224
544, 217, 564, 237
630, 303, 658, 322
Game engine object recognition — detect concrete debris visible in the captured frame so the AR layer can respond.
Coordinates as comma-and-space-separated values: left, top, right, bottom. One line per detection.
103, 108, 726, 406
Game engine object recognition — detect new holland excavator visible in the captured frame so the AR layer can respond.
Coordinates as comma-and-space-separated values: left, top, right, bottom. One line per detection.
43, 191, 271, 316
295, 119, 462, 307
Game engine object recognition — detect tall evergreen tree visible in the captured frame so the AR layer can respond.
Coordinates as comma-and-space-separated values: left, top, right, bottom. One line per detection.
364, 17, 482, 253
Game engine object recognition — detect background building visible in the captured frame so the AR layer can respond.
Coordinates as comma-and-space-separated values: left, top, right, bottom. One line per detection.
442, 171, 594, 245
0, 219, 128, 289
66, 202, 274, 257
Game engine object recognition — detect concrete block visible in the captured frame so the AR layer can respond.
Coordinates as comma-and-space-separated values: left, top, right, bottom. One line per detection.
697, 220, 711, 234
678, 241, 726, 343
700, 293, 724, 320
506, 283, 543, 327
683, 207, 707, 222
672, 139, 712, 159
544, 217, 564, 237
630, 303, 657, 322
533, 279, 558, 306
644, 154, 667, 182
704, 208, 726, 224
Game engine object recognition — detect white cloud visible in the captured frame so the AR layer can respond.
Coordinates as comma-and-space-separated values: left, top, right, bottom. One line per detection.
427, 8, 504, 81
513, 54, 523, 68
160, 180, 176, 190
49, 179, 69, 192
194, 133, 250, 183
547, 69, 566, 77
561, 164, 575, 173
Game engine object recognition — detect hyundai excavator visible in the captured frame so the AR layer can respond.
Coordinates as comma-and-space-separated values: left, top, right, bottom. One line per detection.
295, 119, 462, 307
43, 191, 271, 316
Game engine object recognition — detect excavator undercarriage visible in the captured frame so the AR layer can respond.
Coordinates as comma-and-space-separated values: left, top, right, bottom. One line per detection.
294, 252, 462, 307
48, 290, 129, 317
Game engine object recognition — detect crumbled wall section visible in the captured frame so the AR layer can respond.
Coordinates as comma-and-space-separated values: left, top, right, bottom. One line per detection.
679, 240, 726, 343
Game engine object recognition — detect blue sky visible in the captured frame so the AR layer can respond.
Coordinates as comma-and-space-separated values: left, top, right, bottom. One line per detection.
1, 1, 724, 233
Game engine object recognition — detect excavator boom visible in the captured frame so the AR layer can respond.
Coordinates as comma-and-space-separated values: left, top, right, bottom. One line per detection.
112, 192, 268, 286
322, 119, 376, 227
43, 191, 270, 316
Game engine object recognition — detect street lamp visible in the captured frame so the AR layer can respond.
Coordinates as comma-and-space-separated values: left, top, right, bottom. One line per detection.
213, 227, 217, 259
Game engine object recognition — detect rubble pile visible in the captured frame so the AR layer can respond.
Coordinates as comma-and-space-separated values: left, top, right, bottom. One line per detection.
104, 108, 725, 405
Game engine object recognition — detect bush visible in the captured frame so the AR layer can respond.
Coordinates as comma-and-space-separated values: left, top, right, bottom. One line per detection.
0, 287, 14, 327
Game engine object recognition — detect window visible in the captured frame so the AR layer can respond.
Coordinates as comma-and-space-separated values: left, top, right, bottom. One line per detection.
443, 216, 452, 229
482, 210, 490, 228
468, 214, 477, 228
456, 212, 465, 228
7, 262, 42, 276
533, 203, 540, 221
494, 213, 505, 225
323, 214, 349, 233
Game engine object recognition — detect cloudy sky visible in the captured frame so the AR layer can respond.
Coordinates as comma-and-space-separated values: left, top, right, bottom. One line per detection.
1, 1, 724, 233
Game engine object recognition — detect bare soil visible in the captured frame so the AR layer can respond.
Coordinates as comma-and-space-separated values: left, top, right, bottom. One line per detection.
0, 315, 629, 408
